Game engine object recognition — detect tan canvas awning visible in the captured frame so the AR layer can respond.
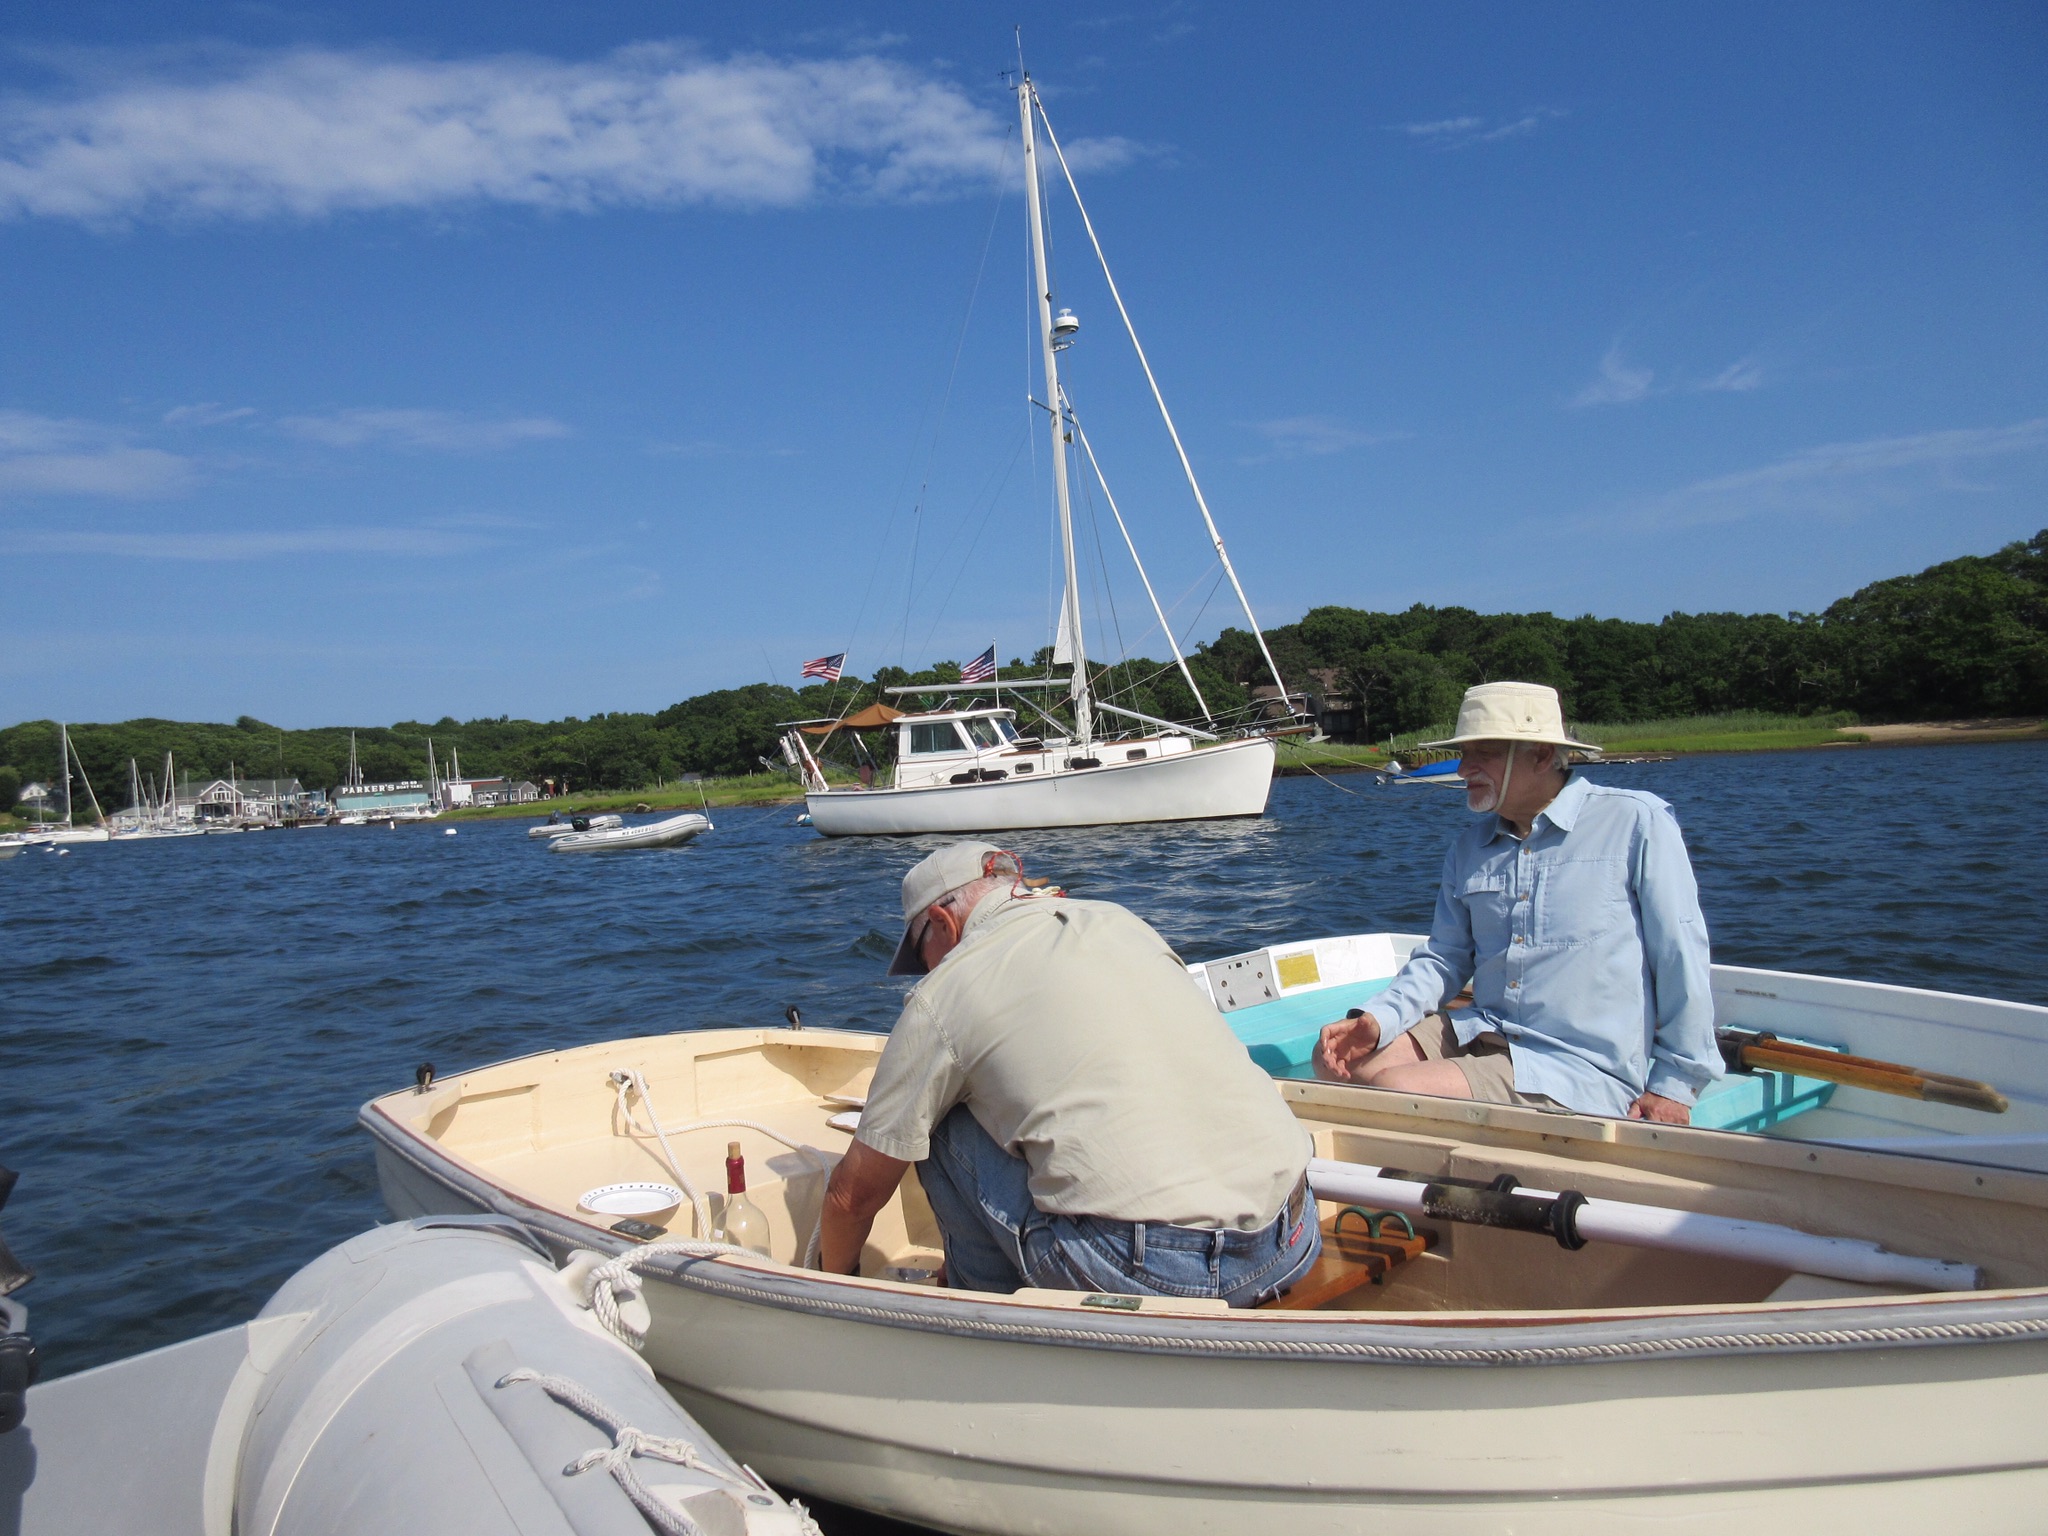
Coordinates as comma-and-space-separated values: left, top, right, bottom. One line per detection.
802, 703, 905, 735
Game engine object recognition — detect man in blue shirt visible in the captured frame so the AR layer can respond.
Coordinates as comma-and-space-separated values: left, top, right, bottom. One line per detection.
1314, 682, 1720, 1123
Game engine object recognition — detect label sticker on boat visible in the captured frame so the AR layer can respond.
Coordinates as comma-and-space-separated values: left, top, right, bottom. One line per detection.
1276, 951, 1322, 990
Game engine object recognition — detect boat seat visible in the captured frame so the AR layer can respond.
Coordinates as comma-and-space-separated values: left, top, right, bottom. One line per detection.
1259, 1209, 1438, 1311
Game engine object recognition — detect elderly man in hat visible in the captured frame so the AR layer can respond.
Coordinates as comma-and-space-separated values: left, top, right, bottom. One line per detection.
820, 842, 1320, 1303
1314, 681, 1721, 1123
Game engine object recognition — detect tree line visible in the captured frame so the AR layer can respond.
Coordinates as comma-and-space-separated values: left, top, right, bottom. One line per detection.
3, 528, 2040, 806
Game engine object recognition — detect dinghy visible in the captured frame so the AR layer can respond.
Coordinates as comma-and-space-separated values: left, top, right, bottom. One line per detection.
549, 812, 711, 853
1, 1214, 818, 1536
1192, 931, 2048, 1170
530, 813, 625, 839
361, 1021, 2048, 1534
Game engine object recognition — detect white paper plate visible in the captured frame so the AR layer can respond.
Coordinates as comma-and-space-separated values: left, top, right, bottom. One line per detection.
578, 1182, 684, 1217
827, 1110, 861, 1133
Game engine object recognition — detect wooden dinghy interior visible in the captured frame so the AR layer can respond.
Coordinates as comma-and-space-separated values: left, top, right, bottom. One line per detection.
362, 1026, 2048, 1324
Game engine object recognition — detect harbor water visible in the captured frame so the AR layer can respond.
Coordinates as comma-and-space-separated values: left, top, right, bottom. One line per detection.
4, 741, 2047, 1391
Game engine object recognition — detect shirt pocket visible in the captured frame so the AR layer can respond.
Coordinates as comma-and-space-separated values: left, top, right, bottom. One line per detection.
1533, 857, 1632, 947
1459, 871, 1513, 955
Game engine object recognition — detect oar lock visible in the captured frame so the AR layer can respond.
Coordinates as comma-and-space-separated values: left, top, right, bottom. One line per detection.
1378, 1168, 1589, 1251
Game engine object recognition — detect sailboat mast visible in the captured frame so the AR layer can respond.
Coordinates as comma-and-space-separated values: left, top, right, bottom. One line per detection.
1018, 77, 1092, 748
1032, 107, 1296, 720
59, 722, 72, 827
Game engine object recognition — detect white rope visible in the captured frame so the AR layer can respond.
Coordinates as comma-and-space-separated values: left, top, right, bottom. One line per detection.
608, 1071, 832, 1266
497, 1368, 825, 1536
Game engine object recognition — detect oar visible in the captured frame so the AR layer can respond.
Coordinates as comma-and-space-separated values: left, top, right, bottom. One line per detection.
1719, 1029, 2008, 1114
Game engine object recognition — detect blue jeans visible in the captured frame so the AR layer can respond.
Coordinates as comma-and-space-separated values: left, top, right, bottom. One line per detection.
914, 1105, 1321, 1307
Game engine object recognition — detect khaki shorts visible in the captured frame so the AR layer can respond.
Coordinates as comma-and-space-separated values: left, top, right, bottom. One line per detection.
1404, 1012, 1562, 1111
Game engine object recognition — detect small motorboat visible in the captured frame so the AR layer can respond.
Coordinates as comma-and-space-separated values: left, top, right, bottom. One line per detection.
1192, 931, 2048, 1168
361, 1021, 2048, 1534
1375, 757, 1466, 788
548, 812, 711, 853
529, 813, 625, 839
2, 1213, 818, 1536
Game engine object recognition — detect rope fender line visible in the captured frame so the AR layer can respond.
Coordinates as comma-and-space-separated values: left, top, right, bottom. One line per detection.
638, 1261, 2048, 1369
497, 1367, 822, 1536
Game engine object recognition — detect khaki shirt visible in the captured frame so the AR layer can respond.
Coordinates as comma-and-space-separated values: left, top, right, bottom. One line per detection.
857, 890, 1310, 1228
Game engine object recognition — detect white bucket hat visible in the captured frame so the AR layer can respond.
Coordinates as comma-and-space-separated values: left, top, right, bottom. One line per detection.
887, 840, 1009, 976
1420, 681, 1600, 755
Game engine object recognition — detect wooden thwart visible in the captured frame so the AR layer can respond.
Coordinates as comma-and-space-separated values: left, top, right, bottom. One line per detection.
1260, 1209, 1438, 1311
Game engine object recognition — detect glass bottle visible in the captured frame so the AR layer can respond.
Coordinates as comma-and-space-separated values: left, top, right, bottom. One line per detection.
715, 1140, 772, 1256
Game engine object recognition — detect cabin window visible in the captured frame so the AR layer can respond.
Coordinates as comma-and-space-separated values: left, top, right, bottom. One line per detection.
909, 722, 970, 755
995, 717, 1021, 742
1013, 763, 1033, 774
965, 718, 1005, 749
1127, 748, 1148, 760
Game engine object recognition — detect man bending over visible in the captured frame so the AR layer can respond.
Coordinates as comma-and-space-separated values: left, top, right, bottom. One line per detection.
1315, 682, 1721, 1123
822, 842, 1319, 1304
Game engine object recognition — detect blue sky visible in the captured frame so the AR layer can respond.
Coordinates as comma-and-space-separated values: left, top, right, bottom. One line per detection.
3, 2, 2043, 727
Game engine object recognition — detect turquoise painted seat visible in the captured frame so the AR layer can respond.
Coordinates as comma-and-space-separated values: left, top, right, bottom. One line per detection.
1221, 978, 1836, 1130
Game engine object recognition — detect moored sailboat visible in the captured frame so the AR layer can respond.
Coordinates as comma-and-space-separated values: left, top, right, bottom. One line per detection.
786, 76, 1295, 836
7, 724, 109, 846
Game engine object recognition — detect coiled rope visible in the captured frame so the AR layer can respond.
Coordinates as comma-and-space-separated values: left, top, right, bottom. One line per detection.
608, 1069, 830, 1267
496, 1367, 820, 1536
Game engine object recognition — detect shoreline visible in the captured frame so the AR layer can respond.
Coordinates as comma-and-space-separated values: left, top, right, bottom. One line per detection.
14, 719, 2034, 832
1273, 716, 2045, 779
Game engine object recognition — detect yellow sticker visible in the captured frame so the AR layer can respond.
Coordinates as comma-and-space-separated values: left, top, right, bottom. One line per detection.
1275, 951, 1321, 990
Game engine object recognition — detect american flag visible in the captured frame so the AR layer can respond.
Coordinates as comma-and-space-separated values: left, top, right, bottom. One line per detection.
960, 645, 997, 684
800, 652, 846, 681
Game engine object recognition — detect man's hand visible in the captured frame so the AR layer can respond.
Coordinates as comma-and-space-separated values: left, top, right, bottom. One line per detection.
1628, 1091, 1690, 1125
820, 1139, 911, 1275
1313, 1009, 1383, 1082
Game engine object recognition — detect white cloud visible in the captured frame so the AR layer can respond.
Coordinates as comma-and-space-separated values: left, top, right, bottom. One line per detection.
1399, 110, 1565, 147
0, 43, 1129, 225
12, 526, 487, 559
276, 408, 570, 451
1701, 356, 1765, 393
163, 401, 256, 426
1239, 415, 1407, 464
0, 409, 197, 498
1571, 347, 1654, 408
1639, 417, 2048, 528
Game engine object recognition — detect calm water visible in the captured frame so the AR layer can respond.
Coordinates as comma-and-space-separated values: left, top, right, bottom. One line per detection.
5, 742, 2047, 1387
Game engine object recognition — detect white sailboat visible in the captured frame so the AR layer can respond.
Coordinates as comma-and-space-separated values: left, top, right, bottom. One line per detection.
785, 76, 1296, 836
9, 724, 110, 846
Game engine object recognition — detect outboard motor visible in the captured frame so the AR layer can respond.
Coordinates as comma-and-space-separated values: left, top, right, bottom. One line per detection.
0, 1165, 39, 1436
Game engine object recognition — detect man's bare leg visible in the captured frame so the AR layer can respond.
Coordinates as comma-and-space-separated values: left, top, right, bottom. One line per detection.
1350, 1033, 1476, 1098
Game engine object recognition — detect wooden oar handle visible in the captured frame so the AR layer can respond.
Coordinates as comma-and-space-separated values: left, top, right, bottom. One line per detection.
1725, 1033, 2009, 1115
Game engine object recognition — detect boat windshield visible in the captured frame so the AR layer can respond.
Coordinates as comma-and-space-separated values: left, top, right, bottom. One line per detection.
964, 718, 1006, 750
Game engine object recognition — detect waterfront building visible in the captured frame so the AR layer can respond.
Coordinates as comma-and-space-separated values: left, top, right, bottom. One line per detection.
438, 776, 541, 810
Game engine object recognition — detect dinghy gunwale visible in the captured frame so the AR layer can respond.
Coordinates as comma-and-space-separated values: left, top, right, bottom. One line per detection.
360, 1025, 2048, 1361
361, 1111, 2048, 1365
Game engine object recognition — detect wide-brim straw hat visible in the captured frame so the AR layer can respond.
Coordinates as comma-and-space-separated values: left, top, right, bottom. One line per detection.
1419, 681, 1601, 755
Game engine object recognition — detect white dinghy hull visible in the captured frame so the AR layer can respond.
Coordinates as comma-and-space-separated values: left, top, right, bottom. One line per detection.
4, 1218, 814, 1536
804, 734, 1275, 836
550, 812, 712, 853
362, 1026, 2048, 1536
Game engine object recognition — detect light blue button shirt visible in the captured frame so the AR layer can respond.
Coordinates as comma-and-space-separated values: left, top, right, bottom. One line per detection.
1371, 774, 1721, 1117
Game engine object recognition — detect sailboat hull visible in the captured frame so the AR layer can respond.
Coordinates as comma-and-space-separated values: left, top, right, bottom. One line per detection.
804, 736, 1275, 836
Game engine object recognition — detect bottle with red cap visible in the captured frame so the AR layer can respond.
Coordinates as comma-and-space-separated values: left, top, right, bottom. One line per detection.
714, 1140, 771, 1256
